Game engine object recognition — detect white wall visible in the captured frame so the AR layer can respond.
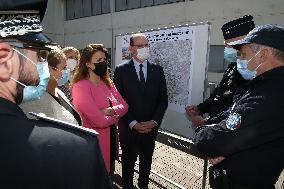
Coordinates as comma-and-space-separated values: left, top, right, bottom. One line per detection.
42, 0, 284, 49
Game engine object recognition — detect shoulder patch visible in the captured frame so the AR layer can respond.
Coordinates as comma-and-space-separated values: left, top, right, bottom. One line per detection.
29, 112, 98, 136
226, 112, 241, 130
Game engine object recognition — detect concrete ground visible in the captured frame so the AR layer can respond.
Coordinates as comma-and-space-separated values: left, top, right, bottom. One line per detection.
113, 141, 284, 189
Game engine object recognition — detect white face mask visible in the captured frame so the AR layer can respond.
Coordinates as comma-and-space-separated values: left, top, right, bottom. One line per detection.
66, 58, 77, 71
137, 47, 150, 62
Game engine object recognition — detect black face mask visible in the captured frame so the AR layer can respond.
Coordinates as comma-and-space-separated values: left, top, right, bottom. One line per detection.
92, 62, 107, 77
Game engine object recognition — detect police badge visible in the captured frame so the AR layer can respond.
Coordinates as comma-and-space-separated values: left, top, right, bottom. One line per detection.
226, 112, 241, 130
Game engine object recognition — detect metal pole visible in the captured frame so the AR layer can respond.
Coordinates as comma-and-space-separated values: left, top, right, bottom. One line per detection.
202, 159, 208, 189
110, 0, 115, 76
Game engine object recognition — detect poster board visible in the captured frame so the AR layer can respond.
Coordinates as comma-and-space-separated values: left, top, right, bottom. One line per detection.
115, 23, 210, 139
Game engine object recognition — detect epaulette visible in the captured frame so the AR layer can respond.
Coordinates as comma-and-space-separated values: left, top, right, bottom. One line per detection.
29, 112, 98, 136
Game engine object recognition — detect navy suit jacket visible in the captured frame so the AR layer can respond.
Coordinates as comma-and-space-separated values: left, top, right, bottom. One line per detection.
113, 59, 168, 130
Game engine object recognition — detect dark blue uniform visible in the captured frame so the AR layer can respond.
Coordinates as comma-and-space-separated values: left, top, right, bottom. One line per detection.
194, 66, 284, 189
0, 97, 113, 189
198, 62, 246, 118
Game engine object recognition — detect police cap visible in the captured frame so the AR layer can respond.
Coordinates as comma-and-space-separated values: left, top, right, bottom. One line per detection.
0, 0, 54, 49
222, 15, 255, 40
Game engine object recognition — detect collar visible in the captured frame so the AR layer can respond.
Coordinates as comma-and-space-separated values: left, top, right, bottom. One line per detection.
132, 58, 147, 69
249, 65, 284, 85
0, 97, 27, 117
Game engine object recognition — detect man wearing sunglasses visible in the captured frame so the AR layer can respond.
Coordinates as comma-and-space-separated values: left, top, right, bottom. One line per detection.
0, 0, 112, 188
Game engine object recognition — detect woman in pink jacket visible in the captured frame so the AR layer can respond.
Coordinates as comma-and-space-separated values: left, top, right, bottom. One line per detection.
71, 44, 128, 174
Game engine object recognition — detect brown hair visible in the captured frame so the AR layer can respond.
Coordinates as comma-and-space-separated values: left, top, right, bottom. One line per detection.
71, 44, 111, 88
129, 33, 147, 46
47, 49, 66, 68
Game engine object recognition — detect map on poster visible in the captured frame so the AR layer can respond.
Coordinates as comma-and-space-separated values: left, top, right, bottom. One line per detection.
119, 26, 195, 113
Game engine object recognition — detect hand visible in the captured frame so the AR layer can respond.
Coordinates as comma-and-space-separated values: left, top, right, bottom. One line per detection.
208, 156, 225, 165
133, 122, 152, 134
185, 105, 200, 117
140, 121, 156, 129
191, 115, 205, 127
101, 107, 116, 116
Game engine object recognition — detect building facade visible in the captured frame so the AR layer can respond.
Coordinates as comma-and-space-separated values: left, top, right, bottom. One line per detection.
42, 0, 284, 75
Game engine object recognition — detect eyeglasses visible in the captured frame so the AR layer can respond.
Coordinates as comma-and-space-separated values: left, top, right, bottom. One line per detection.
132, 44, 149, 48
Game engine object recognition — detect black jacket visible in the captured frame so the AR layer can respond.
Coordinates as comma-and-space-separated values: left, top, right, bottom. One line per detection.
113, 60, 168, 127
198, 62, 246, 116
0, 97, 112, 189
194, 66, 284, 188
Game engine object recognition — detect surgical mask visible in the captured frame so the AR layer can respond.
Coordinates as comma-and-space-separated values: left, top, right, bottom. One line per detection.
92, 62, 107, 77
224, 47, 237, 63
237, 50, 262, 80
66, 58, 77, 71
10, 48, 50, 102
23, 62, 50, 101
137, 47, 150, 62
56, 69, 71, 86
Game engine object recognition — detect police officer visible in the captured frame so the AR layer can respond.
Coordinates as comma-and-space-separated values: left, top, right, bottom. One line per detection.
186, 15, 254, 125
0, 1, 112, 188
194, 24, 284, 189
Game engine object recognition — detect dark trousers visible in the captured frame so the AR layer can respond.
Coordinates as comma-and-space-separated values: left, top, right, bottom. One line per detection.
209, 166, 276, 189
120, 130, 157, 189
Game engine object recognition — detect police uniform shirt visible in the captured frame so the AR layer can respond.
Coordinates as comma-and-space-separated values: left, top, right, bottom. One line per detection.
197, 62, 246, 117
194, 66, 284, 188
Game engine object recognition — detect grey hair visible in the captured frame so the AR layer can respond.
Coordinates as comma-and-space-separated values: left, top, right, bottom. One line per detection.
272, 48, 284, 63
250, 43, 284, 62
250, 43, 264, 53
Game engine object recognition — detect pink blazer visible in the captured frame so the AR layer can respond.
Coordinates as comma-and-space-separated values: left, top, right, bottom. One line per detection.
72, 79, 128, 173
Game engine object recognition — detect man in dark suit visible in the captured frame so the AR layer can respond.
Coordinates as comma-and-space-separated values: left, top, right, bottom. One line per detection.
114, 33, 168, 189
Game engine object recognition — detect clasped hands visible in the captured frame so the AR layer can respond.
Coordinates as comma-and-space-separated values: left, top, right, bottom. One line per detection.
186, 105, 225, 165
133, 121, 156, 134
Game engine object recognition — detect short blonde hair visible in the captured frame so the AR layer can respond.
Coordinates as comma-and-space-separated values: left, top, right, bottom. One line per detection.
62, 46, 80, 59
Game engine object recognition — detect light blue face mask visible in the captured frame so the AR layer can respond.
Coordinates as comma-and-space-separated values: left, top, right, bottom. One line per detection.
56, 69, 71, 86
10, 48, 50, 103
224, 47, 237, 63
237, 50, 262, 80
23, 62, 50, 101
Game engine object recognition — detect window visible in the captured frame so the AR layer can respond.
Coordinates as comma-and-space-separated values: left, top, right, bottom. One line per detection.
66, 0, 111, 20
66, 0, 184, 20
115, 0, 184, 12
208, 45, 228, 73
